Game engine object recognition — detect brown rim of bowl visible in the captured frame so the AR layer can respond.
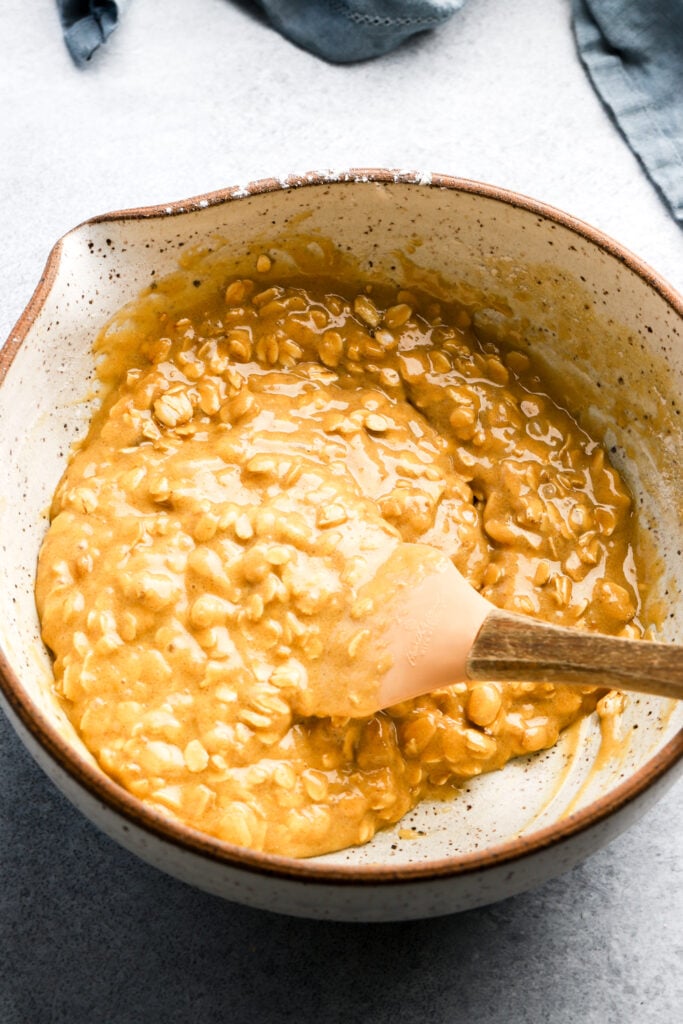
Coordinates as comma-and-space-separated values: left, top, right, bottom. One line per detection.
1, 169, 682, 887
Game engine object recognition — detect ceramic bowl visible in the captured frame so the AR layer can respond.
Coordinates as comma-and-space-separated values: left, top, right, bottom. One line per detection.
1, 171, 682, 921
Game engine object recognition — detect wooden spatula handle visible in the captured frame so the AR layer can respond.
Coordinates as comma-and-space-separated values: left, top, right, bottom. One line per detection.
467, 608, 683, 701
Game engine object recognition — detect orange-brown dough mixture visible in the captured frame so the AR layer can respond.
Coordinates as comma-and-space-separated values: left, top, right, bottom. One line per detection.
35, 270, 642, 857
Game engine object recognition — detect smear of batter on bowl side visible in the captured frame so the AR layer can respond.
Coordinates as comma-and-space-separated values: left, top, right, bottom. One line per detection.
35, 257, 644, 857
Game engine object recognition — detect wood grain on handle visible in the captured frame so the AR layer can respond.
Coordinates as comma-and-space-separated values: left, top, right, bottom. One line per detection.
467, 609, 683, 701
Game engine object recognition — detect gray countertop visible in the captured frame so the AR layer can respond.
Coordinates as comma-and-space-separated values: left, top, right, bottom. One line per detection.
1, 1, 681, 1021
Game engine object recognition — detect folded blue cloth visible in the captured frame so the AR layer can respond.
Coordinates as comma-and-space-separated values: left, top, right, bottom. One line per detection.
572, 0, 683, 227
56, 1, 121, 65
253, 1, 464, 62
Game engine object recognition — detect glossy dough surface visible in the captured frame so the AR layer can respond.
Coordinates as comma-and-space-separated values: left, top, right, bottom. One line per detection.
36, 273, 642, 857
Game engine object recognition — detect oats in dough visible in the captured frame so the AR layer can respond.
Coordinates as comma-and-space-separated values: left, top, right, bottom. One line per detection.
36, 274, 643, 858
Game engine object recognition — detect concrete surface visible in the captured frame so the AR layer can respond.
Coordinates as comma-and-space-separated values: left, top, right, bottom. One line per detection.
1, 1, 681, 1021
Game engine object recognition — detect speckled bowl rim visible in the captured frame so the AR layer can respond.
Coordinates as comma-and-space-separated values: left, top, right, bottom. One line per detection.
1, 169, 682, 887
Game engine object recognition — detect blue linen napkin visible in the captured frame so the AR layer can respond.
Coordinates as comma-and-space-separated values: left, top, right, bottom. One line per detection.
253, 1, 465, 62
56, 1, 122, 65
572, 0, 683, 227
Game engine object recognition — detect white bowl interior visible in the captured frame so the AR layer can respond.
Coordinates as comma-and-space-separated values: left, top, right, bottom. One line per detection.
1, 178, 681, 869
